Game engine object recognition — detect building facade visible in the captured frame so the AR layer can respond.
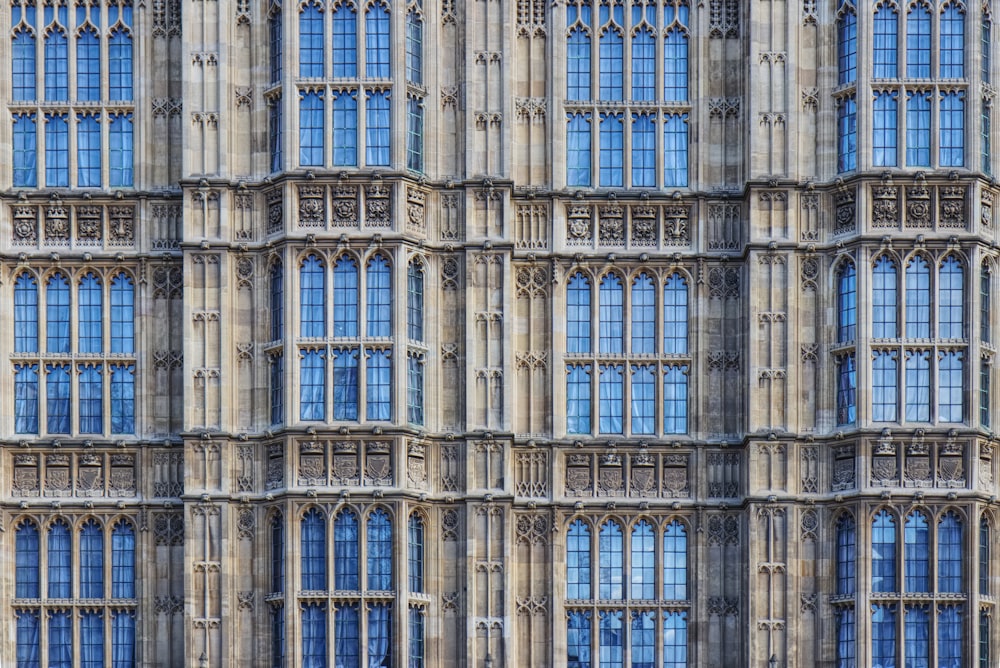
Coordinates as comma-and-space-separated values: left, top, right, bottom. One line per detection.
0, 0, 998, 666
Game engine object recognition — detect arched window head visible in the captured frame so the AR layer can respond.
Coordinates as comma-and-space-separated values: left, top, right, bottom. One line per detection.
599, 273, 624, 354
630, 520, 655, 600
48, 519, 72, 598
110, 272, 134, 354
366, 509, 392, 590
333, 256, 359, 337
567, 519, 592, 599
78, 273, 103, 353
939, 255, 965, 339
14, 273, 39, 353
271, 514, 284, 594
80, 519, 104, 599
663, 519, 687, 600
301, 508, 327, 590
407, 260, 424, 342
408, 513, 424, 593
837, 261, 857, 342
300, 254, 327, 338
905, 255, 931, 338
366, 254, 392, 337
837, 0, 858, 84
111, 520, 135, 599
664, 272, 688, 354
15, 520, 40, 598
46, 272, 71, 353
873, 255, 898, 338
270, 261, 284, 341
938, 511, 963, 592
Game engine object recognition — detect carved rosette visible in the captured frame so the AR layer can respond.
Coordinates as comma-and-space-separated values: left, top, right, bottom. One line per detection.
905, 184, 932, 228
406, 187, 426, 232
566, 204, 592, 244
333, 185, 359, 226
834, 189, 856, 234
267, 190, 283, 234
12, 205, 38, 245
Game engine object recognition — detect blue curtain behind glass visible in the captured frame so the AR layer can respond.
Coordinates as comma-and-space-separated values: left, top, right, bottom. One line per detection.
47, 273, 71, 352
15, 273, 39, 352
365, 349, 391, 420
80, 611, 104, 668
334, 257, 359, 337
48, 520, 71, 598
111, 273, 135, 354
112, 521, 135, 598
334, 604, 359, 666
301, 508, 327, 590
302, 603, 327, 668
366, 255, 391, 337
79, 273, 102, 352
367, 604, 391, 667
48, 611, 72, 668
271, 515, 284, 593
16, 521, 40, 598
366, 510, 392, 590
80, 520, 104, 598
111, 611, 135, 668
16, 609, 40, 667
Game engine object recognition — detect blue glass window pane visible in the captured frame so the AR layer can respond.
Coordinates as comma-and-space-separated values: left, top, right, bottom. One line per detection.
566, 5, 591, 101
14, 613, 38, 664
906, 91, 931, 166
46, 272, 70, 352
46, 364, 71, 434
940, 4, 965, 78
872, 91, 898, 167
300, 255, 326, 337
599, 610, 623, 668
366, 349, 391, 420
939, 256, 965, 338
873, 256, 898, 337
270, 98, 283, 172
44, 12, 68, 101
408, 607, 424, 668
302, 603, 327, 668
109, 113, 133, 187
663, 9, 688, 102
15, 364, 40, 434
631, 274, 654, 354
939, 351, 964, 422
664, 273, 688, 354
663, 611, 688, 668
299, 91, 324, 166
567, 611, 592, 667
300, 350, 327, 421
77, 114, 101, 187
269, 7, 282, 83
905, 511, 930, 592
836, 515, 856, 595
984, 102, 992, 174
334, 604, 360, 666
48, 520, 71, 598
663, 520, 687, 600
567, 520, 591, 599
872, 511, 896, 592
873, 4, 898, 78
12, 9, 37, 102
982, 517, 991, 596
270, 261, 284, 341
110, 611, 135, 668
366, 90, 391, 166
80, 520, 103, 598
367, 604, 391, 668
271, 353, 285, 424
938, 512, 963, 593
905, 351, 931, 421
335, 509, 359, 590
836, 354, 857, 425
872, 352, 898, 422
630, 365, 655, 435
271, 515, 284, 593
366, 510, 392, 590
905, 606, 930, 665
332, 348, 359, 420
598, 364, 623, 434
631, 611, 655, 668
365, 1, 390, 78
407, 354, 424, 425
16, 521, 40, 598
567, 113, 592, 187
836, 608, 855, 667
837, 2, 857, 84
45, 114, 69, 187
48, 611, 71, 668
837, 262, 857, 342
406, 96, 424, 172
663, 364, 688, 434
111, 521, 135, 598
408, 514, 424, 593
837, 97, 857, 172
108, 23, 132, 101
567, 364, 592, 434
301, 508, 327, 590
366, 255, 391, 337
408, 261, 424, 341
109, 364, 135, 434
939, 606, 963, 666
76, 10, 100, 101
872, 605, 896, 666
406, 5, 423, 84
333, 257, 359, 337
940, 91, 965, 167
110, 273, 135, 353
80, 611, 103, 668
664, 114, 689, 187
332, 4, 357, 78
906, 255, 931, 337
631, 6, 655, 100
567, 273, 591, 353
13, 114, 38, 187
598, 113, 623, 187
598, 520, 623, 599
631, 113, 655, 187
599, 273, 623, 354
333, 90, 358, 166
15, 273, 39, 353
907, 2, 931, 77
299, 2, 324, 77
598, 3, 623, 101
79, 365, 103, 434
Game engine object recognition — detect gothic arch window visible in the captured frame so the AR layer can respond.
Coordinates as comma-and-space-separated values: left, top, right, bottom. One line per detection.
408, 513, 424, 593
365, 0, 391, 79
271, 260, 284, 342
874, 1, 899, 77
837, 514, 857, 596
333, 255, 360, 337
335, 509, 360, 589
873, 255, 899, 337
366, 254, 392, 337
663, 1, 689, 102
299, 0, 324, 77
599, 272, 624, 354
300, 254, 327, 337
80, 519, 103, 599
366, 508, 392, 590
46, 272, 71, 353
301, 508, 327, 592
904, 510, 930, 592
940, 1, 966, 78
567, 519, 592, 599
631, 273, 655, 354
837, 261, 858, 343
663, 272, 688, 354
835, 259, 858, 426
299, 90, 324, 167
838, 0, 858, 84
568, 272, 593, 354
271, 513, 285, 594
907, 0, 933, 77
407, 259, 424, 342
906, 254, 931, 337
938, 511, 963, 593
79, 273, 102, 353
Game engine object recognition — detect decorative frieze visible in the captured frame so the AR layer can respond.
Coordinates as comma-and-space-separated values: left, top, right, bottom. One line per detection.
11, 450, 137, 498
10, 202, 136, 247
834, 189, 856, 234
563, 447, 690, 498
